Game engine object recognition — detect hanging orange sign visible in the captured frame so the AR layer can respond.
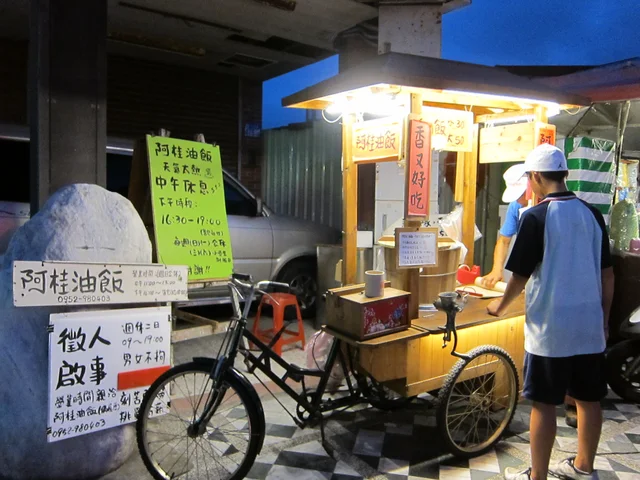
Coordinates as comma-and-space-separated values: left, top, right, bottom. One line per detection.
536, 123, 556, 146
352, 117, 403, 163
405, 119, 431, 218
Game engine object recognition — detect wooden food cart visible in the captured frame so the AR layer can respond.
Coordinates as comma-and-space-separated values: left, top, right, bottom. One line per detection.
283, 53, 589, 456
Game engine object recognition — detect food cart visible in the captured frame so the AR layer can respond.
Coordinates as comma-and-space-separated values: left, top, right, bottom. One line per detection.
282, 52, 589, 455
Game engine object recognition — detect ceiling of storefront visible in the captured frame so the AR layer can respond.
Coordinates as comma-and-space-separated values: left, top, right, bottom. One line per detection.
0, 0, 381, 79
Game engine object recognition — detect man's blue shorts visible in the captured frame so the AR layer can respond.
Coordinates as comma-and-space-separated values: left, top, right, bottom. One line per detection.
522, 351, 608, 405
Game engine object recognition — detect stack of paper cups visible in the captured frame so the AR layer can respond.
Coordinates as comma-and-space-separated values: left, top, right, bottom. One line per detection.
365, 270, 385, 298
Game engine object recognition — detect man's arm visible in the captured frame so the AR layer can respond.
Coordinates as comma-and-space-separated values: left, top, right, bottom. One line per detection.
601, 266, 614, 338
487, 273, 528, 316
482, 235, 512, 288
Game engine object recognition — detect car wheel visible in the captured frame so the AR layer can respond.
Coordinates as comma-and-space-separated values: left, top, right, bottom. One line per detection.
277, 259, 317, 320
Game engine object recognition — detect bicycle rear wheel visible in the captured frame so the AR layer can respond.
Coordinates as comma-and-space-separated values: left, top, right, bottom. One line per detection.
137, 361, 263, 480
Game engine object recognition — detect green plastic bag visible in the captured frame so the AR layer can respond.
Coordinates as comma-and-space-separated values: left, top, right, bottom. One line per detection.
610, 199, 639, 251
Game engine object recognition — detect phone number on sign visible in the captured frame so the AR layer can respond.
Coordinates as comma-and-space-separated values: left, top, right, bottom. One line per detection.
57, 294, 112, 304
50, 419, 107, 439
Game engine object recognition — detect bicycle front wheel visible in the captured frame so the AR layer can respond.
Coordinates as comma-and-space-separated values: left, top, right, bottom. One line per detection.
137, 361, 263, 480
436, 345, 519, 457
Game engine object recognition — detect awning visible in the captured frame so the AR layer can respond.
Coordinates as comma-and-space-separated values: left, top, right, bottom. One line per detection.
282, 52, 590, 113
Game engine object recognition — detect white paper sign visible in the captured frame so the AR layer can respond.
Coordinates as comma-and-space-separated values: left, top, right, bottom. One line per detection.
398, 231, 438, 267
422, 215, 448, 237
47, 306, 171, 442
13, 261, 188, 307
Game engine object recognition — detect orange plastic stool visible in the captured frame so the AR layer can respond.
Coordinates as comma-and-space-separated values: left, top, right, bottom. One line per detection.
252, 293, 306, 356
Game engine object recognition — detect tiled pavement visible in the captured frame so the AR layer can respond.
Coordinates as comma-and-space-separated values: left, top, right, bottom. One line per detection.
244, 387, 640, 480
105, 319, 640, 479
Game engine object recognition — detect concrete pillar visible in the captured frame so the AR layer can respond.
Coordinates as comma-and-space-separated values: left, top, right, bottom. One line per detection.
374, 3, 444, 232
29, 0, 107, 215
378, 4, 442, 57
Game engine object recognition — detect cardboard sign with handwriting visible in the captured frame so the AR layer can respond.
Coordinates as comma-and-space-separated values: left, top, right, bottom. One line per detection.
147, 135, 233, 280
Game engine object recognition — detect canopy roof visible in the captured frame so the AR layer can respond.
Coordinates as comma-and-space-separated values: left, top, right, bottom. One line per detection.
282, 53, 590, 114
534, 58, 640, 103
532, 58, 640, 154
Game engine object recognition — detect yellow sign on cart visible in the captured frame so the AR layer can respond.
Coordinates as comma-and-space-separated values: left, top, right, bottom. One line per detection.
146, 135, 233, 281
421, 107, 473, 152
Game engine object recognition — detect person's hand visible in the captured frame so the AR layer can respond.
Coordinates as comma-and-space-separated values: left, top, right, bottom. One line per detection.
487, 299, 504, 317
480, 271, 502, 289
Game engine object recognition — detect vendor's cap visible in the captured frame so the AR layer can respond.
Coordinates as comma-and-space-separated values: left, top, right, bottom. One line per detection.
502, 163, 528, 203
524, 143, 568, 172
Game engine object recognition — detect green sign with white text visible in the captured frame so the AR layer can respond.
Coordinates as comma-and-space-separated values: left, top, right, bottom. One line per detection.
146, 135, 233, 281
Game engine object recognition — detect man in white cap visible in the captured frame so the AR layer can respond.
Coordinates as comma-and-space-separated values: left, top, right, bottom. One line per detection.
487, 143, 614, 480
480, 163, 528, 289
485, 161, 579, 429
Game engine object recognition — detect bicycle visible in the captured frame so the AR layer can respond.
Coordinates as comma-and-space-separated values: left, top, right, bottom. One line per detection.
136, 274, 519, 480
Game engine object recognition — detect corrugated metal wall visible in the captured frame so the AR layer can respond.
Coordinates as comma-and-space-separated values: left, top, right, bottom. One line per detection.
263, 121, 343, 229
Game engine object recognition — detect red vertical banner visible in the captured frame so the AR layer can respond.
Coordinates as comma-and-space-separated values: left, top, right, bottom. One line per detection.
406, 120, 431, 217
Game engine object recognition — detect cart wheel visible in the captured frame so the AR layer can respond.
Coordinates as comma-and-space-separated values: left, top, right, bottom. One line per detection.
436, 345, 519, 457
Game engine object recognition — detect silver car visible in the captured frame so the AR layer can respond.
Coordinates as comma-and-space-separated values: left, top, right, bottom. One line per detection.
215, 170, 341, 317
0, 126, 341, 317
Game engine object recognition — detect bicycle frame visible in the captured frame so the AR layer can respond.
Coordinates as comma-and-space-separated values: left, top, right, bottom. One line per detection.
241, 327, 363, 425
192, 281, 258, 432
201, 278, 365, 430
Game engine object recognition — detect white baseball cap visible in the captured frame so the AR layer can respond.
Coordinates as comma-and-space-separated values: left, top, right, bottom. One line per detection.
524, 143, 568, 172
502, 163, 528, 203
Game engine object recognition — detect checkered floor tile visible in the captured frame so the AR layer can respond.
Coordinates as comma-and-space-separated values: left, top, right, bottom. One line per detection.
239, 384, 640, 479
103, 325, 640, 480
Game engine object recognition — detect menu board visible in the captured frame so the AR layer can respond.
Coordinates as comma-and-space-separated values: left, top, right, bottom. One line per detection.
147, 135, 233, 281
421, 107, 474, 153
406, 120, 431, 218
395, 227, 439, 269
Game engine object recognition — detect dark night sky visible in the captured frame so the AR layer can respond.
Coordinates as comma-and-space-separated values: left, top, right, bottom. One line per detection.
264, 0, 640, 129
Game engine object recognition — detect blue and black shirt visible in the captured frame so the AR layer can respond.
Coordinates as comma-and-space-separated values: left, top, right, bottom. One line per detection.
505, 191, 612, 358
